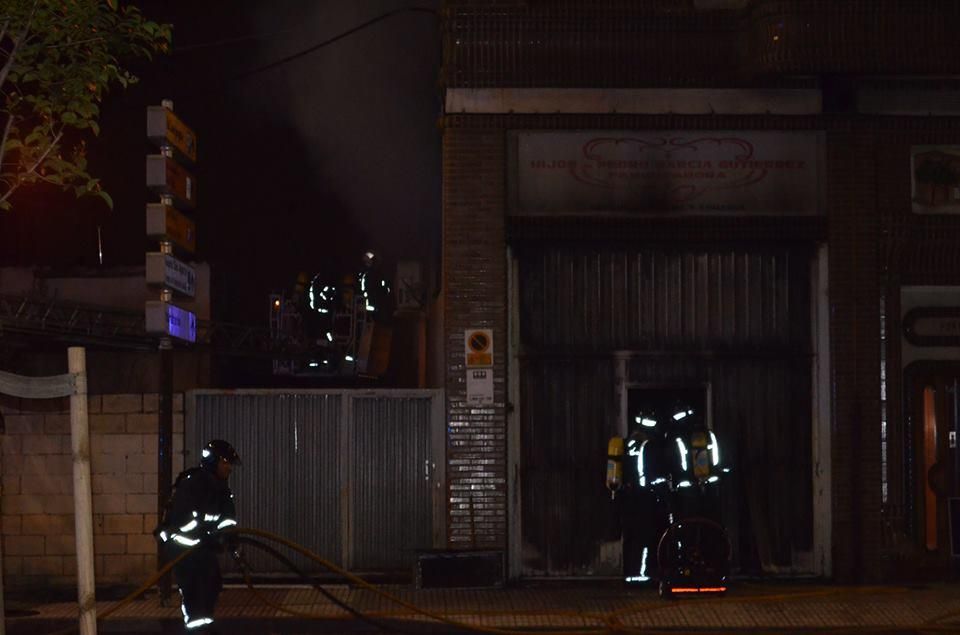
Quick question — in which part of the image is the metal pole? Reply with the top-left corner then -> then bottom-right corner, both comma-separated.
418,312 -> 427,388
953,378 -> 959,494
157,335 -> 174,603
68,347 -> 97,635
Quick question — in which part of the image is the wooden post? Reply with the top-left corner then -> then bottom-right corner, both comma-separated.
68,347 -> 97,635
0,422 -> 5,635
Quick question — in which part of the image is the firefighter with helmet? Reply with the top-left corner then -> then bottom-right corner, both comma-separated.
668,403 -> 725,521
619,408 -> 675,583
156,440 -> 241,634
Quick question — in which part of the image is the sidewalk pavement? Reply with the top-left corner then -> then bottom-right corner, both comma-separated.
7,580 -> 960,633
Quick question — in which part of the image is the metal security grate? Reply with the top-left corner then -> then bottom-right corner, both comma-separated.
186,389 -> 445,576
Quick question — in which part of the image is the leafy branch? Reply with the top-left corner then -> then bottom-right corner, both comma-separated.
0,0 -> 171,210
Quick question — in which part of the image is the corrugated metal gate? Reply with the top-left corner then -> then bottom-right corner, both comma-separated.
186,390 -> 444,575
513,246 -> 814,577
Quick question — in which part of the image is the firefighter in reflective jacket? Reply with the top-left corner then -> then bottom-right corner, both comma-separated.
620,410 -> 674,583
668,407 -> 725,522
157,440 -> 241,633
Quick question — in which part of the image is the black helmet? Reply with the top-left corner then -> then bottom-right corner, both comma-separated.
200,439 -> 241,469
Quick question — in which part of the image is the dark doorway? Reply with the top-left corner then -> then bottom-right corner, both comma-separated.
516,245 -> 814,576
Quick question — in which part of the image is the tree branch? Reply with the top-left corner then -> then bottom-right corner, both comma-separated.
0,112 -> 13,174
0,127 -> 62,206
0,0 -> 40,90
46,36 -> 106,50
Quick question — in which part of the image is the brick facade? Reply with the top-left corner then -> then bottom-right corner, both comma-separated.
0,393 -> 184,588
441,109 -> 960,580
442,128 -> 508,548
826,128 -> 883,580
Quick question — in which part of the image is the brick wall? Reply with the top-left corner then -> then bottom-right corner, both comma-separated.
442,127 -> 508,549
826,128 -> 883,581
0,393 -> 184,589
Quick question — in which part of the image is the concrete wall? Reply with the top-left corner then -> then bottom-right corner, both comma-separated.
0,392 -> 184,589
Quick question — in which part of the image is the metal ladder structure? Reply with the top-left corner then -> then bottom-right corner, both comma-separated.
0,293 -> 298,357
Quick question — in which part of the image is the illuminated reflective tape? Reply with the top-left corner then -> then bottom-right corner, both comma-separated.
624,575 -> 650,582
217,518 -> 237,530
709,431 -> 720,465
179,520 -> 198,532
186,617 -> 214,629
637,440 -> 648,487
172,534 -> 200,547
676,438 -> 688,470
203,514 -> 220,522
671,587 -> 727,593
159,531 -> 168,542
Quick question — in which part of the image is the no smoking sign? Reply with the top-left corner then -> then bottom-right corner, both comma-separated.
464,329 -> 493,368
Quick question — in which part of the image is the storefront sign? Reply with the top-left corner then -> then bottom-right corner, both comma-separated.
903,307 -> 960,347
510,130 -> 822,215
466,368 -> 494,405
911,146 -> 960,214
900,287 -> 960,368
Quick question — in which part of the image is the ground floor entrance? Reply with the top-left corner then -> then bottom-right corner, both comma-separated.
508,244 -> 829,578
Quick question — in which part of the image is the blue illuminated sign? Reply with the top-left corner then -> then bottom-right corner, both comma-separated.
145,301 -> 197,343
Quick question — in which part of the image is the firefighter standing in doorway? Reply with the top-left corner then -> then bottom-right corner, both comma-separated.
610,408 -> 675,583
608,400 -> 727,584
157,440 -> 241,633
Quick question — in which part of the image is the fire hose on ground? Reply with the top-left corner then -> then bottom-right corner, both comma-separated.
33,526 -> 957,635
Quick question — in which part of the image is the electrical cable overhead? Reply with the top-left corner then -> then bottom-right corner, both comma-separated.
175,27 -> 303,52
230,6 -> 438,82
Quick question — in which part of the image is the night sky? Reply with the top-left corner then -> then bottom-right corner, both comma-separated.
0,1 -> 442,327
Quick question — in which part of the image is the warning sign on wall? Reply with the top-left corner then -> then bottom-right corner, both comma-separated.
464,329 -> 493,368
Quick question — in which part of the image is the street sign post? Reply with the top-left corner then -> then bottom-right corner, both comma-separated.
146,204 -> 196,254
145,101 -> 199,604
145,253 -> 196,298
145,301 -> 197,343
146,155 -> 197,210
147,105 -> 198,164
